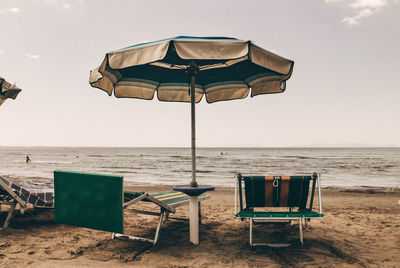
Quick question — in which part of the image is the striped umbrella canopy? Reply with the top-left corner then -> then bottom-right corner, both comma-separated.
90,36 -> 294,185
90,36 -> 294,103
0,76 -> 22,107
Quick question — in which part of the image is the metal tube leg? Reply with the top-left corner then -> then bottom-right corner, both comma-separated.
154,211 -> 165,244
250,218 -> 253,246
299,219 -> 303,244
198,202 -> 202,225
318,174 -> 323,214
234,176 -> 237,215
190,196 -> 199,245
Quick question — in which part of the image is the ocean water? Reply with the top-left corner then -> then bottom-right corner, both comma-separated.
0,147 -> 399,188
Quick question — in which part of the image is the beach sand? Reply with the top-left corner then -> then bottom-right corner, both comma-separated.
1,179 -> 399,267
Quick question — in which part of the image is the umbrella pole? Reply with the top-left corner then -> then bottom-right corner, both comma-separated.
189,64 -> 199,245
190,72 -> 197,188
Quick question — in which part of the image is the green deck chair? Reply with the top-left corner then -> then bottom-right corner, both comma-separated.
54,170 -> 209,245
235,173 -> 323,246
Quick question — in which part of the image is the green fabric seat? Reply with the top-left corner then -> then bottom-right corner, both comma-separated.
124,190 -> 193,206
235,211 -> 323,218
149,191 -> 191,205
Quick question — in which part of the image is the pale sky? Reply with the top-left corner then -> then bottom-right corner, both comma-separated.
0,0 -> 399,147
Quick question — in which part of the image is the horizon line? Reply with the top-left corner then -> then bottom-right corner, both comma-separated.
1,145 -> 399,149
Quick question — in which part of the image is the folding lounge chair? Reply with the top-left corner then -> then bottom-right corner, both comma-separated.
0,177 -> 54,230
114,190 -> 209,243
234,173 -> 323,246
54,170 -> 210,245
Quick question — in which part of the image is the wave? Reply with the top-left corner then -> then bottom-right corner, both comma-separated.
281,156 -> 316,160
170,155 -> 191,159
196,170 -> 214,174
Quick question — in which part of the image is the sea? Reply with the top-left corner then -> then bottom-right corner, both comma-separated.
0,147 -> 399,188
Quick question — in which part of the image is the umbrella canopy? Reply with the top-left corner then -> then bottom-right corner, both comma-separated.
89,36 -> 294,244
0,76 -> 22,107
90,36 -> 293,103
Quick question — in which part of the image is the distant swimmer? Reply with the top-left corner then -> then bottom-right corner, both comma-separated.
26,156 -> 31,163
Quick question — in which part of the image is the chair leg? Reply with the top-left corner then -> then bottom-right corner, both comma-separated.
198,202 -> 202,225
113,210 -> 168,245
299,219 -> 303,244
2,201 -> 17,230
153,210 -> 165,245
249,218 -> 253,246
163,212 -> 170,226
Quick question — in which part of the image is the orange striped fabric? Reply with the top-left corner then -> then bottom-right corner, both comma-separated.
156,193 -> 186,202
280,176 -> 291,206
264,176 -> 274,206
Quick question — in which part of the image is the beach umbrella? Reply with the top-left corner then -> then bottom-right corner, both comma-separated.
0,76 -> 22,107
89,36 -> 294,244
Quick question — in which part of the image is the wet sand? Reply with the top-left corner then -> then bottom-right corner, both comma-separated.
0,179 -> 399,267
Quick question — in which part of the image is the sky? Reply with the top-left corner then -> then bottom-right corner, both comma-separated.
0,0 -> 399,147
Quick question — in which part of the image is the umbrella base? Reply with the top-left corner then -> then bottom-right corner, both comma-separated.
189,196 -> 199,245
173,185 -> 214,196
173,185 -> 214,245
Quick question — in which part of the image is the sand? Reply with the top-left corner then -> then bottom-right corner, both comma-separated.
1,180 -> 399,267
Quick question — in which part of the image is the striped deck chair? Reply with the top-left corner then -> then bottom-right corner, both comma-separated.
54,170 -> 210,245
118,190 -> 210,244
234,173 -> 323,246
0,177 -> 54,230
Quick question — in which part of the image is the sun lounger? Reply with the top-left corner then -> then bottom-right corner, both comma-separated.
0,177 -> 54,230
234,173 -> 323,246
54,170 -> 210,245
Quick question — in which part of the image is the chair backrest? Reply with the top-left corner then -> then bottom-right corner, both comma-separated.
239,175 -> 316,211
54,170 -> 124,233
0,177 -> 26,206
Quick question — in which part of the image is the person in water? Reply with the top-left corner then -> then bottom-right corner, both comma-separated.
26,156 -> 31,163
